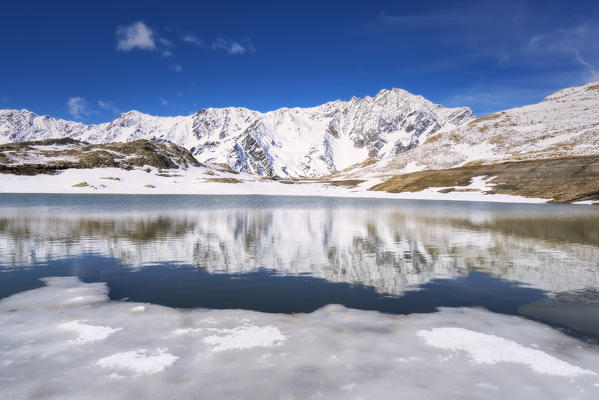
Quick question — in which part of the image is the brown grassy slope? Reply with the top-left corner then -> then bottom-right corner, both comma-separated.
369,156 -> 599,203
0,139 -> 200,175
205,177 -> 242,184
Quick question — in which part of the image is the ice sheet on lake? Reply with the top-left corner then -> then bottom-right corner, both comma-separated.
1,277 -> 599,399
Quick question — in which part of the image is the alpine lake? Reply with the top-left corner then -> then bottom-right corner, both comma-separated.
2,193 -> 599,399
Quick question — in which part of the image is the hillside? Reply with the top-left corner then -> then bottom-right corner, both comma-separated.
327,81 -> 599,203
343,81 -> 599,178
0,138 -> 200,175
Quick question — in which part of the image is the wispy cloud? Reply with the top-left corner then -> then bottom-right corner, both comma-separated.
98,100 -> 120,115
67,97 -> 96,119
169,64 -> 183,72
443,84 -> 547,117
116,21 -> 156,52
526,24 -> 594,56
526,23 -> 599,82
371,3 -> 531,69
212,37 -> 255,55
115,22 -> 256,72
157,37 -> 175,57
376,10 -> 472,28
374,4 -> 599,85
573,49 -> 599,82
160,97 -> 169,106
181,33 -> 204,47
441,68 -> 592,116
115,21 -> 187,72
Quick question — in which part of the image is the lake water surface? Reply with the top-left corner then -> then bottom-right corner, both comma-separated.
3,194 -> 599,399
2,193 -> 599,340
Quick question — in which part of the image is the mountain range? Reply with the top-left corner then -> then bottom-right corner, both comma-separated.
1,81 -> 598,202
0,89 -> 473,177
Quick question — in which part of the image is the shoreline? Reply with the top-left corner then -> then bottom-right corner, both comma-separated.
0,166 -> 550,204
1,166 -> 596,205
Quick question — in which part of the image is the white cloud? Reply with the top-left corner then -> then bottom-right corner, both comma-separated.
181,33 -> 204,47
526,23 -> 599,83
160,97 -> 169,106
67,97 -> 95,119
526,24 -> 599,60
158,37 -> 172,47
169,64 -> 183,72
98,100 -> 120,115
158,37 -> 175,57
116,22 -> 156,52
573,49 -> 599,82
212,37 -> 255,55
229,42 -> 246,55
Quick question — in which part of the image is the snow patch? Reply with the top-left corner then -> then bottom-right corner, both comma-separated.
58,320 -> 122,344
417,327 -> 596,377
203,325 -> 286,352
573,200 -> 599,205
96,348 -> 178,375
398,161 -> 424,174
169,328 -> 203,336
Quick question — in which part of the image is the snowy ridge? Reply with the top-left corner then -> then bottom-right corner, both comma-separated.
0,89 -> 473,177
340,81 -> 599,178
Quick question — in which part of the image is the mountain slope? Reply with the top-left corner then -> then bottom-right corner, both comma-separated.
350,81 -> 599,177
0,138 -> 200,175
333,81 -> 599,202
0,89 -> 473,177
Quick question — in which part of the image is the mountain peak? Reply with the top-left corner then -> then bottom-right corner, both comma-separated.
1,108 -> 37,116
118,110 -> 147,118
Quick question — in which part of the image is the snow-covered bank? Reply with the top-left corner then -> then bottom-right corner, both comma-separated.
0,167 -> 549,204
1,277 -> 599,399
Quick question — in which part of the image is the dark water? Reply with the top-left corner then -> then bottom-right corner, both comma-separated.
1,193 -> 599,340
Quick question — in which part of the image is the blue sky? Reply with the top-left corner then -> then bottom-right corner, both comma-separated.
1,0 -> 598,122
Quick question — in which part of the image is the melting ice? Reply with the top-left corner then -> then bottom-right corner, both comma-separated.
1,277 -> 599,399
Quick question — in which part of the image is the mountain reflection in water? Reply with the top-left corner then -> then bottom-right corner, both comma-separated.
1,194 -> 598,298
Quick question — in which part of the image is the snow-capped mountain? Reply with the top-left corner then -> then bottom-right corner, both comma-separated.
0,89 -> 473,177
343,81 -> 599,178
